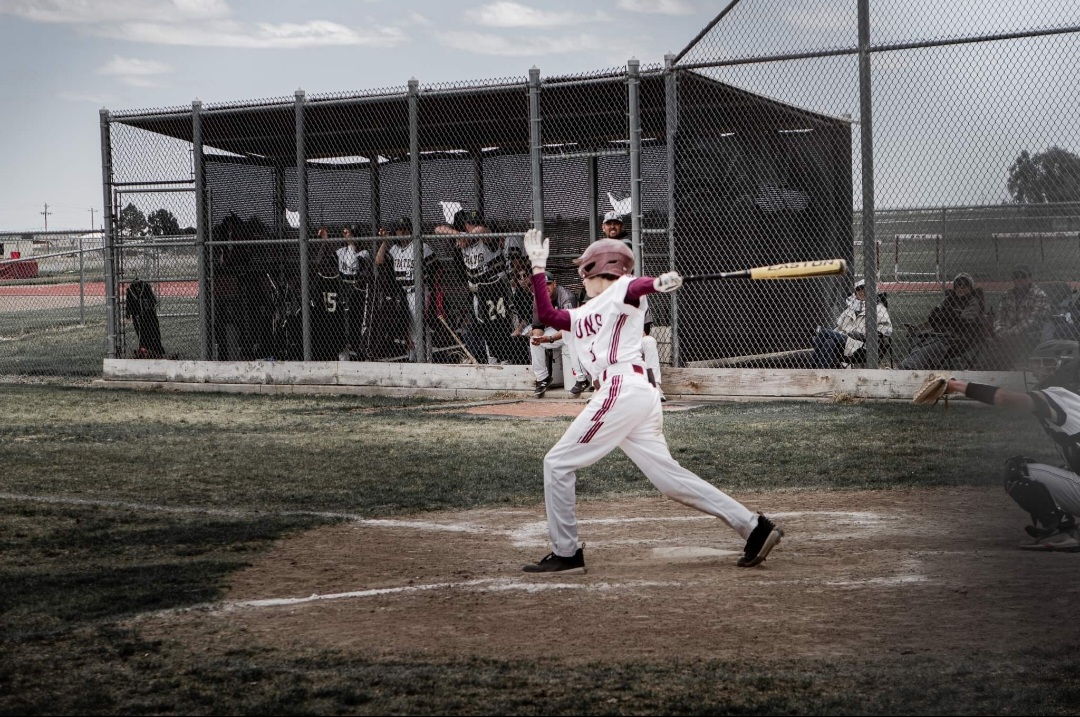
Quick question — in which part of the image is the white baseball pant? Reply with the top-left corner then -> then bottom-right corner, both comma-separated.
531,327 -> 586,383
1026,463 -> 1080,517
542,367 -> 756,557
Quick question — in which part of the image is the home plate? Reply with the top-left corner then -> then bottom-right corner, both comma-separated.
652,547 -> 740,560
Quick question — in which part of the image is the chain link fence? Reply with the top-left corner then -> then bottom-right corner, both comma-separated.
0,230 -> 107,375
3,3 -> 1078,380
673,0 -> 1080,372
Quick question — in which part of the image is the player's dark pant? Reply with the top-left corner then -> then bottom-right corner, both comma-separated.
1005,456 -> 1080,526
339,278 -> 367,358
311,274 -> 346,361
367,279 -> 411,360
471,282 -> 515,363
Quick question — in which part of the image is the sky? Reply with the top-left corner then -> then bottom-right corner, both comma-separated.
0,0 -> 711,232
0,0 -> 1076,231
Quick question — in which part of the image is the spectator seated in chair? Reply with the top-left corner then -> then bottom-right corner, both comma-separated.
986,265 -> 1051,370
898,272 -> 993,370
810,279 -> 893,369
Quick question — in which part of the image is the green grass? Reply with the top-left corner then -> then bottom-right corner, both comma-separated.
0,385 -> 1045,510
0,385 -> 1063,714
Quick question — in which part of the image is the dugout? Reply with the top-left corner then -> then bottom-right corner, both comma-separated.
102,66 -> 851,366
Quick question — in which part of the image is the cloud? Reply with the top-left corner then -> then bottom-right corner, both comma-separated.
783,1 -> 851,32
57,90 -> 117,105
408,11 -> 432,27
0,0 -> 406,49
0,0 -> 229,24
441,31 -> 598,56
616,0 -> 694,15
96,55 -> 172,87
94,19 -> 405,48
464,1 -> 607,28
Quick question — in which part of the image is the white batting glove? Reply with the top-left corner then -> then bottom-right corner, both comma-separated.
523,228 -> 549,270
653,271 -> 683,293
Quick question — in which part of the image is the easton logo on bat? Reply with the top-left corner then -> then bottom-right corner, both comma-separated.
751,259 -> 846,278
764,260 -> 834,271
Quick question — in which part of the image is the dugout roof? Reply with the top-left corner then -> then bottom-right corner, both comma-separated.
112,72 -> 851,160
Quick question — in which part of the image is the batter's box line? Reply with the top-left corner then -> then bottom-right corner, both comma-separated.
138,578 -> 685,618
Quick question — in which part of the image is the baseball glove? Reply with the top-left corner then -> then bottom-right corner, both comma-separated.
913,373 -> 953,408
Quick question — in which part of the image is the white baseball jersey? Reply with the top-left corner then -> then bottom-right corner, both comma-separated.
566,275 -> 649,379
460,240 -> 504,286
388,241 -> 433,288
336,245 -> 369,276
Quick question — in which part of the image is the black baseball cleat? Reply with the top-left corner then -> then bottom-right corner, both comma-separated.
522,548 -> 586,574
533,377 -> 553,398
569,379 -> 591,397
738,514 -> 783,567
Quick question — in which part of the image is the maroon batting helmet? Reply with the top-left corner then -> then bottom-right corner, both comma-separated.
576,239 -> 634,279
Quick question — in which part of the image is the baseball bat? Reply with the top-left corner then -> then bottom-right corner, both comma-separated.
682,259 -> 847,283
436,313 -> 479,365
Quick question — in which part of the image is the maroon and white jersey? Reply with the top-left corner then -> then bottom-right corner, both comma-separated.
566,275 -> 648,378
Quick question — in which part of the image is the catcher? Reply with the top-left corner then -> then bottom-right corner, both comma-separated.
914,340 -> 1080,551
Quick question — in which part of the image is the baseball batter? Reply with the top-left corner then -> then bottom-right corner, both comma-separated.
521,230 -> 783,574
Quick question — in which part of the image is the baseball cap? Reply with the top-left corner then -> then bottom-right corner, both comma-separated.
603,211 -> 623,224
854,279 -> 866,290
1012,265 -> 1032,279
953,272 -> 974,288
544,271 -> 555,283
395,217 -> 412,233
461,210 -> 484,226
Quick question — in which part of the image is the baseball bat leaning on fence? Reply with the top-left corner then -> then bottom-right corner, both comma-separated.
682,259 -> 847,283
436,313 -> 479,365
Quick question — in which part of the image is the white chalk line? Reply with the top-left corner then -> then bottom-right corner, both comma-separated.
147,577 -> 683,617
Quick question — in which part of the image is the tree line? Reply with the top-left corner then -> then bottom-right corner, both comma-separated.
118,205 -> 195,238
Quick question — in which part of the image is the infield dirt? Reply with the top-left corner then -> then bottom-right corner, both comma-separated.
135,486 -> 1080,664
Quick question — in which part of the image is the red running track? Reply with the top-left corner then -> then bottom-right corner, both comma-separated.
0,281 -> 199,297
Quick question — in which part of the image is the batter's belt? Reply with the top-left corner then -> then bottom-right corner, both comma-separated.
593,363 -> 646,390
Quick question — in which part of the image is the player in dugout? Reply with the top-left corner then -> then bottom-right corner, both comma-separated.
519,229 -> 784,574
918,340 -> 1080,551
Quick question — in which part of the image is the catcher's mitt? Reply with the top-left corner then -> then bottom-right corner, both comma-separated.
913,373 -> 954,408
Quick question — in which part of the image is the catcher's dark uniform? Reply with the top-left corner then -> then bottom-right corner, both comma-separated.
1016,387 -> 1080,519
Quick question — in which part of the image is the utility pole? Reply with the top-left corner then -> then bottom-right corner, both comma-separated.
41,203 -> 51,231
89,207 -> 96,231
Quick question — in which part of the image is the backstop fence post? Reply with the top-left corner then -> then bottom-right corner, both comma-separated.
627,58 -> 643,275
528,67 -> 544,237
99,108 -> 119,360
295,88 -> 312,362
409,78 -> 426,362
192,99 -> 209,360
858,0 -> 879,368
664,53 -> 681,368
